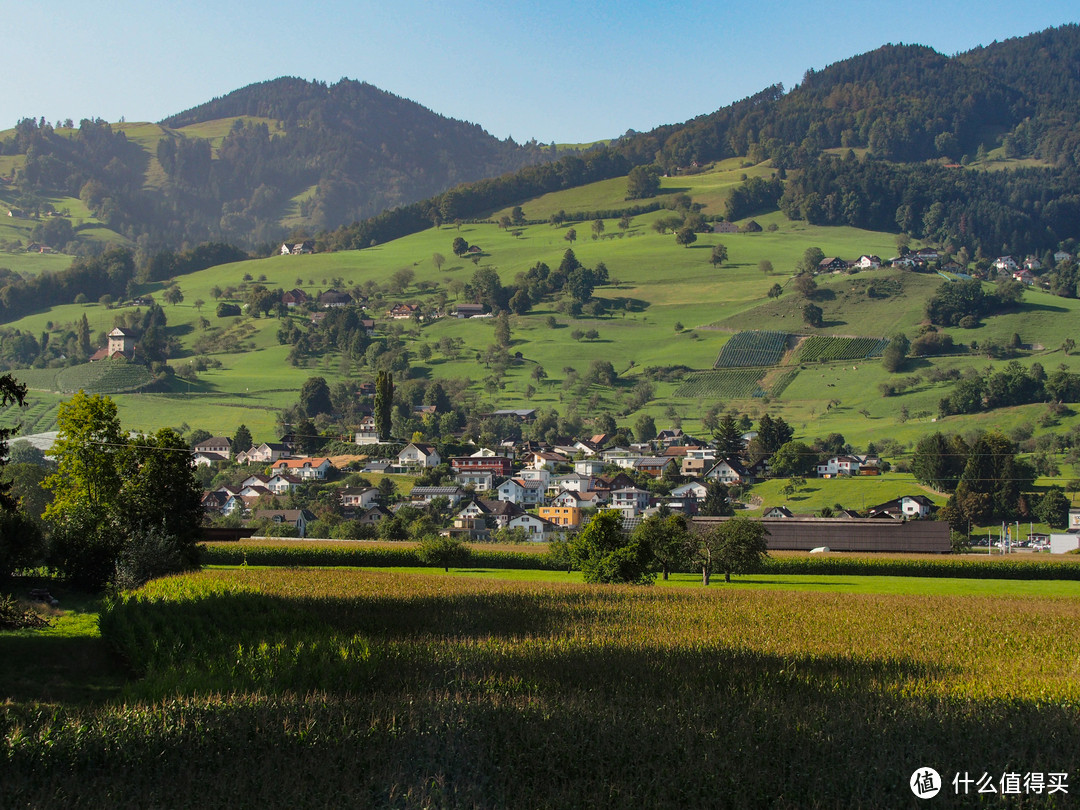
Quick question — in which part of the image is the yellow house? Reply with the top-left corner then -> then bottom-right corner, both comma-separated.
538,505 -> 582,528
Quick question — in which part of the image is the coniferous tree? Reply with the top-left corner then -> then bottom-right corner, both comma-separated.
713,413 -> 745,460
374,370 -> 394,442
233,424 -> 253,454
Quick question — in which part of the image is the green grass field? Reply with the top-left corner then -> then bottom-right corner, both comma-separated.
3,160 -> 1080,489
4,567 -> 1080,807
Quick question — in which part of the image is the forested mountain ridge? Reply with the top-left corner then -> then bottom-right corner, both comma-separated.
0,78 -> 551,251
158,77 -> 549,227
325,25 -> 1080,260
647,25 -> 1080,171
2,25 -> 1079,261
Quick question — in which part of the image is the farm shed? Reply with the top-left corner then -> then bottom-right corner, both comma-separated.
691,517 -> 951,553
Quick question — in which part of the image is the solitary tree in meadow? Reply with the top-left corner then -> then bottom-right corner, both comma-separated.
710,243 -> 728,266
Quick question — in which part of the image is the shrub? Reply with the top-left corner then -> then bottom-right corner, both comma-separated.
114,527 -> 188,590
417,536 -> 470,571
216,303 -> 242,317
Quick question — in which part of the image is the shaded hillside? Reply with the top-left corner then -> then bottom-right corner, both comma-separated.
158,78 -> 550,232
0,78 -> 552,250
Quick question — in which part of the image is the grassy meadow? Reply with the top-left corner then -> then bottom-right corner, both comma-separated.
3,159 -> 1080,482
4,566 -> 1080,807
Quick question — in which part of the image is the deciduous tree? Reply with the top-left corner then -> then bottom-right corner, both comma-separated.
634,512 -> 690,580
693,517 -> 769,585
710,243 -> 729,266
570,510 -> 653,584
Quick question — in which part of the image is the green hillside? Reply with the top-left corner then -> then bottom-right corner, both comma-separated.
4,158 -> 1080,463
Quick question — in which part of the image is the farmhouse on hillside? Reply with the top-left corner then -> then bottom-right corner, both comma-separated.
89,328 -> 136,361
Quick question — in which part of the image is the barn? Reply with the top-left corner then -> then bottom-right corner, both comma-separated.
691,517 -> 951,553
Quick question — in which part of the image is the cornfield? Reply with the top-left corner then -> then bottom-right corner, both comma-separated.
4,567 -> 1080,808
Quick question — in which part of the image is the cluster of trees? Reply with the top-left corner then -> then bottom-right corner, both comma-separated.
512,250 -> 609,316
0,389 -> 203,588
780,152 -> 1080,259
278,305 -> 374,367
724,176 -> 784,221
567,510 -> 768,586
925,279 -> 1024,327
0,246 -> 136,324
911,430 -> 1065,529
938,361 -> 1080,416
141,243 -> 248,283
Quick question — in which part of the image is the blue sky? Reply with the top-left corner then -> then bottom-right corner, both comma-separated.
6,1 -> 1077,143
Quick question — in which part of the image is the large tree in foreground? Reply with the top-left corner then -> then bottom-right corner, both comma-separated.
44,392 -> 203,588
571,510 -> 654,585
0,373 -> 43,582
634,512 -> 690,581
692,517 -> 769,585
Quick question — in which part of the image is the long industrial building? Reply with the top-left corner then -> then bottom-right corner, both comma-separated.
691,517 -> 951,553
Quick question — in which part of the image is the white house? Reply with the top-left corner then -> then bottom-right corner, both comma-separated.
704,458 -> 754,485
454,499 -> 524,529
253,509 -> 315,537
410,486 -> 466,507
507,513 -> 557,540
238,442 -> 291,465
816,455 -> 863,477
993,256 -> 1018,272
867,495 -> 935,519
554,473 -> 596,493
519,468 -> 551,487
265,474 -> 300,495
340,487 -> 380,509
670,481 -> 708,502
398,443 -> 441,469
454,470 -> 495,491
272,457 -> 334,480
497,478 -> 546,507
193,436 -> 232,460
193,451 -> 230,467
574,459 -> 606,476
854,255 -> 882,269
610,487 -> 652,516
550,490 -> 591,509
354,416 -> 380,446
527,451 -> 567,472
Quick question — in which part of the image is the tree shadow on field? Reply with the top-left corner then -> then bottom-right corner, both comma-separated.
734,579 -> 855,587
24,587 -> 1080,808
1017,300 -> 1069,315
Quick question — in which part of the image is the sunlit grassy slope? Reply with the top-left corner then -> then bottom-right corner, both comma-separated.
4,160 -> 1080,458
